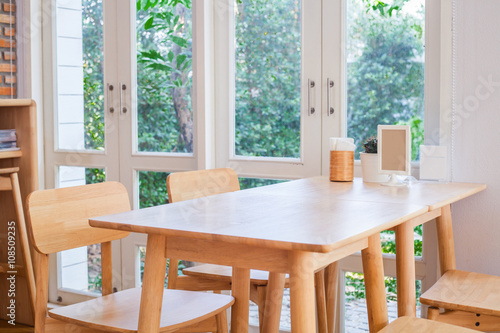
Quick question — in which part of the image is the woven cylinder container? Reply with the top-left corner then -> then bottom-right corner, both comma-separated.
330,151 -> 354,182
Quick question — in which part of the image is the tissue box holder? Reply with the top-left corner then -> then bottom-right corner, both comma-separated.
330,151 -> 354,182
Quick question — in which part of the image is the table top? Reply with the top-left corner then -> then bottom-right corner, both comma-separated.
259,177 -> 486,211
90,177 -> 485,253
91,178 -> 430,253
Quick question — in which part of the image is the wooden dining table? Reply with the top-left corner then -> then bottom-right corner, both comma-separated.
89,177 -> 485,333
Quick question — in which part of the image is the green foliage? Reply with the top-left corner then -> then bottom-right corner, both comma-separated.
347,0 -> 425,158
362,0 -> 410,17
234,0 -> 301,158
136,0 -> 193,153
345,272 -> 422,303
239,178 -> 287,190
362,137 -> 378,154
82,0 -> 105,151
138,171 -> 170,208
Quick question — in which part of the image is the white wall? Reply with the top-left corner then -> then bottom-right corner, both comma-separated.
452,0 -> 500,275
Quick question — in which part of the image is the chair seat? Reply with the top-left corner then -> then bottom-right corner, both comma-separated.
420,270 -> 500,316
49,288 -> 234,333
379,317 -> 478,332
183,264 -> 289,286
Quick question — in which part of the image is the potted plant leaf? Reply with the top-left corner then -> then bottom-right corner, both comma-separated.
360,137 -> 387,183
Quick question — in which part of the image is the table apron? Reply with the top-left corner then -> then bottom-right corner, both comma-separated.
165,236 -> 369,273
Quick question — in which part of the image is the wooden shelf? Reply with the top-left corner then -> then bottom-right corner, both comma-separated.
0,150 -> 22,159
0,99 -> 37,326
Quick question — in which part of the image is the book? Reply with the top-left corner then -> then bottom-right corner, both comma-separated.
0,129 -> 17,142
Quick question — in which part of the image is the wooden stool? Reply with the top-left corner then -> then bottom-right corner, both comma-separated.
0,167 -> 36,320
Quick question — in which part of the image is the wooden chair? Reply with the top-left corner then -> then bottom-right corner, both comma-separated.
419,206 -> 500,331
420,270 -> 500,331
379,317 -> 478,332
166,168 -> 334,332
26,181 -> 234,333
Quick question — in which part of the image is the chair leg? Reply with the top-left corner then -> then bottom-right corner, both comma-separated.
325,262 -> 339,333
315,270 -> 328,333
257,286 -> 267,333
427,307 -> 440,320
11,171 -> 36,317
216,309 -> 229,333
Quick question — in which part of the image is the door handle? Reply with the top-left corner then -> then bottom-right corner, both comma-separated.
120,83 -> 127,114
107,83 -> 115,113
308,79 -> 315,116
327,78 -> 334,116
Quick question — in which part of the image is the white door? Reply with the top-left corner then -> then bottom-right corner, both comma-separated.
43,0 -> 203,301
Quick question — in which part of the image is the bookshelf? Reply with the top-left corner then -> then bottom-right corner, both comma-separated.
0,99 -> 37,326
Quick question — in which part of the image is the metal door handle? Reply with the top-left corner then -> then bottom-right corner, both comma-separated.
308,79 -> 315,116
120,83 -> 127,114
327,78 -> 334,116
107,84 -> 114,113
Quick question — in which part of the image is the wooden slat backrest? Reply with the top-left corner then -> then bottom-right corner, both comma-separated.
26,182 -> 131,254
166,168 -> 240,203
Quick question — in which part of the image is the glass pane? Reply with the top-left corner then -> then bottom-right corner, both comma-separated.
345,272 -> 422,331
57,166 -> 105,293
56,0 -> 105,150
346,0 -> 425,160
138,171 -> 170,208
234,0 -> 301,158
136,2 -> 193,153
239,177 -> 288,190
381,224 -> 422,257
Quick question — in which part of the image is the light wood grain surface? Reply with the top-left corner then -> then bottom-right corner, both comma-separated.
27,182 -> 130,254
257,177 -> 486,211
379,317 -> 478,332
49,288 -> 234,332
420,270 -> 500,316
91,188 -> 428,253
89,176 -> 486,332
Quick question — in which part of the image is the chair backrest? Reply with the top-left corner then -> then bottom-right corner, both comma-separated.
166,168 -> 240,203
26,181 -> 131,255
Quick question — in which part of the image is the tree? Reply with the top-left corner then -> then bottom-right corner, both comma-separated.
137,0 -> 193,153
346,0 -> 425,157
234,0 -> 302,158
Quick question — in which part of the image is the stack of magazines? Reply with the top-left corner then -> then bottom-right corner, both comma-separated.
0,129 -> 19,151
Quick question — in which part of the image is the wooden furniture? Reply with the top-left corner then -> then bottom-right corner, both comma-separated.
91,179 -> 431,333
90,177 -> 485,332
0,99 -> 38,326
26,182 -> 234,333
379,317 -> 478,332
280,177 -> 485,323
420,255 -> 500,329
167,168 -> 330,332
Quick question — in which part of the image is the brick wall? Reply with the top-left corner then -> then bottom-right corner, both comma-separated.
0,0 -> 15,98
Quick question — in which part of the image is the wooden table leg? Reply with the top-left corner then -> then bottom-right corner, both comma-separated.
231,267 -> 250,333
138,234 -> 167,333
261,272 -> 286,332
325,262 -> 339,333
436,205 -> 456,275
362,234 -> 389,333
290,251 -> 316,333
315,270 -> 328,333
395,221 -> 416,317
